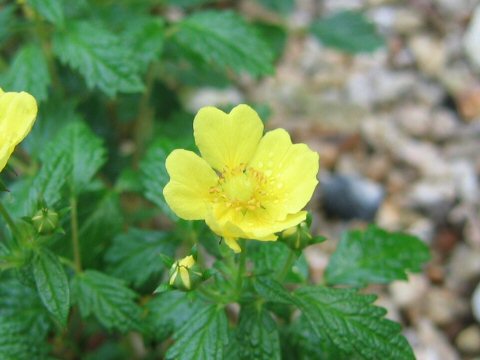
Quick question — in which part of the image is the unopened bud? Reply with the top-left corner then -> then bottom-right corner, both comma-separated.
32,208 -> 59,235
168,255 -> 202,291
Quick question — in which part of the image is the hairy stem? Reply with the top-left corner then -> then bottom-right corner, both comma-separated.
277,250 -> 297,282
235,241 -> 247,299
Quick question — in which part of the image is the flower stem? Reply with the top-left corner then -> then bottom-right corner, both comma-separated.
235,241 -> 247,299
277,250 -> 297,282
70,196 -> 82,272
0,201 -> 19,239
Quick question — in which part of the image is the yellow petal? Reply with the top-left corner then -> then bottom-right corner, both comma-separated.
193,104 -> 263,171
169,268 -> 178,286
0,91 -> 38,146
250,129 -> 319,215
179,255 -> 195,268
224,237 -> 241,253
164,149 -> 218,220
179,267 -> 191,289
240,210 -> 307,239
0,142 -> 14,172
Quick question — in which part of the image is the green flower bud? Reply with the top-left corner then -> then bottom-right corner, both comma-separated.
32,208 -> 59,235
280,214 -> 326,251
168,255 -> 203,291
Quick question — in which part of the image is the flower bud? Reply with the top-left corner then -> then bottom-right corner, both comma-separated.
168,255 -> 202,291
32,208 -> 59,235
280,215 -> 325,251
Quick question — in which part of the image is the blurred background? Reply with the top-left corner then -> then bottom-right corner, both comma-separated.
2,0 -> 480,358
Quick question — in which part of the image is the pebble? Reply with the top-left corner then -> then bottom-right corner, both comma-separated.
426,288 -> 469,326
413,319 -> 460,360
446,245 -> 480,290
409,35 -> 447,77
455,325 -> 480,354
473,282 -> 480,322
389,275 -> 429,308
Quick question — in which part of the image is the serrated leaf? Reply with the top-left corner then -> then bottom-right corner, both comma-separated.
140,138 -> 180,220
123,17 -> 164,72
27,0 -> 64,26
294,286 -> 415,360
71,270 -> 143,333
253,276 -> 295,305
0,276 -> 50,359
325,226 -> 430,287
33,248 -> 70,326
171,10 -> 274,76
1,43 -> 50,102
310,11 -> 384,54
166,305 -> 229,360
146,290 -> 205,341
105,228 -> 176,287
236,304 -> 281,360
53,21 -> 144,97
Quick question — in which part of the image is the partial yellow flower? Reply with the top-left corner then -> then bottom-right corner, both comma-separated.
169,255 -> 196,290
0,88 -> 38,172
163,104 -> 319,253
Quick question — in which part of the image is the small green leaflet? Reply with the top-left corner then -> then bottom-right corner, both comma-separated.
33,248 -> 70,327
27,0 -> 65,26
146,290 -> 206,341
310,11 -> 384,54
325,226 -> 430,287
171,10 -> 274,76
105,228 -> 176,288
294,286 -> 415,360
166,305 -> 229,360
1,43 -> 50,102
53,21 -> 144,97
71,270 -> 143,333
236,304 -> 281,360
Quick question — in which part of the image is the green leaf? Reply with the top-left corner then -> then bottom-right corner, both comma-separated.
42,121 -> 106,196
166,304 -> 229,360
33,248 -> 70,326
236,304 -> 281,360
325,226 -> 431,287
146,290 -> 205,341
171,10 -> 274,76
0,5 -> 17,46
310,11 -> 384,54
53,21 -> 144,97
27,0 -> 64,26
140,138 -> 180,220
71,270 -> 143,333
294,286 -> 415,359
253,276 -> 295,305
1,43 -> 50,102
0,276 -> 50,359
123,17 -> 164,72
105,228 -> 176,288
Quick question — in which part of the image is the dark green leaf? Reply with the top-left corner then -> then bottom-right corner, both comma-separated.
236,304 -> 281,360
146,290 -> 205,341
325,226 -> 431,287
140,137 -> 180,220
310,11 -> 384,54
253,276 -> 295,305
0,5 -> 17,46
294,286 -> 415,359
171,10 -> 274,76
1,44 -> 50,102
0,276 -> 50,359
33,248 -> 70,326
71,270 -> 143,333
105,228 -> 176,287
27,0 -> 64,26
166,304 -> 229,360
53,21 -> 144,97
123,17 -> 164,72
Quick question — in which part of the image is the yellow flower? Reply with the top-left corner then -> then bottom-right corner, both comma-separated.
0,88 -> 38,172
169,255 -> 196,290
163,104 -> 319,252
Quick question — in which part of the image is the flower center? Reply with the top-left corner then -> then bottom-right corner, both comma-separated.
210,164 -> 267,212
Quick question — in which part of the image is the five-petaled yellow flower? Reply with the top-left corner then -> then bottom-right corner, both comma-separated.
163,105 -> 319,252
169,255 -> 196,290
0,88 -> 38,172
